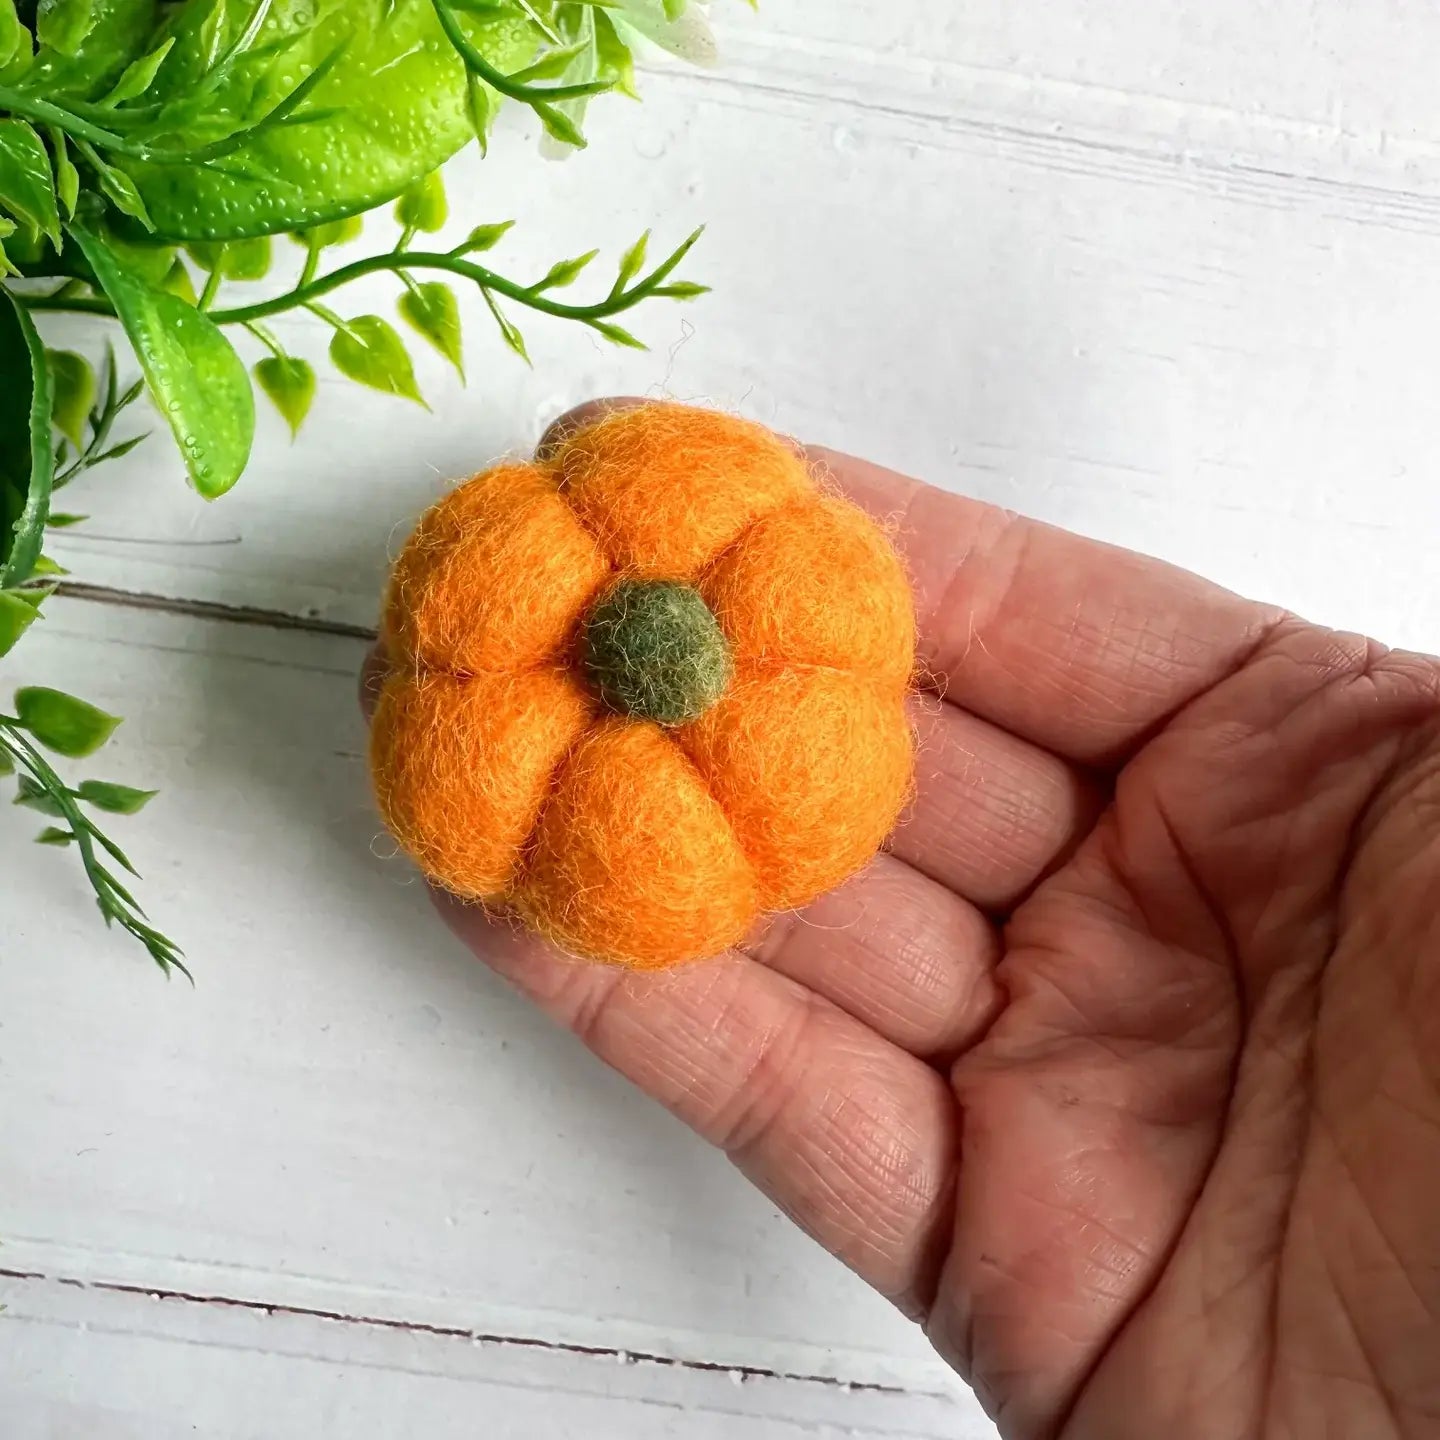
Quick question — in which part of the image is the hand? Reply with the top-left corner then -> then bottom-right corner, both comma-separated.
364,405 -> 1440,1440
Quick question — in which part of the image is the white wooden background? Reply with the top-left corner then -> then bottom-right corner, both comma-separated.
5,3 -> 1440,1435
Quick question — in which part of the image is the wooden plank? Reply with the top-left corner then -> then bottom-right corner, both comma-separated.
33,1 -> 1440,653
713,1 -> 1440,189
0,597 -> 978,1408
1,1273 -> 981,1438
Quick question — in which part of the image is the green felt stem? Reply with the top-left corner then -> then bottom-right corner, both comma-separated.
582,580 -> 733,728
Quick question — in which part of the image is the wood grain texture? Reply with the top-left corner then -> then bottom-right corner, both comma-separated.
5,2 -> 1440,1434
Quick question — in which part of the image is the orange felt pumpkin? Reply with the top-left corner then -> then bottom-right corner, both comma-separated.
371,403 -> 916,969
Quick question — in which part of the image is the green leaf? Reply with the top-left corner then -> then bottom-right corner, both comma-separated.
47,512 -> 87,527
653,280 -> 709,300
71,224 -> 255,499
31,553 -> 68,576
462,220 -> 513,252
395,171 -> 447,234
86,150 -> 154,230
37,826 -> 75,846
96,224 -> 175,288
253,355 -> 316,438
0,120 -> 61,248
533,99 -> 586,150
97,33 -> 174,104
23,0 -> 153,96
186,236 -> 272,280
592,319 -> 646,349
329,316 -> 425,406
534,250 -> 599,292
484,292 -> 529,364
15,772 -> 66,817
77,779 -> 158,814
36,0 -> 96,56
292,215 -> 364,250
614,231 -> 649,291
593,9 -> 638,100
0,588 -> 40,656
0,0 -> 30,70
0,291 -> 55,589
92,826 -> 138,876
47,127 -> 79,219
0,744 -> 12,776
46,351 -> 95,448
160,257 -> 197,303
92,434 -> 147,464
228,238 -> 273,283
465,72 -> 498,154
195,0 -> 228,68
398,282 -> 464,380
122,1 -> 537,240
7,580 -> 49,608
14,686 -> 122,758
510,39 -> 592,83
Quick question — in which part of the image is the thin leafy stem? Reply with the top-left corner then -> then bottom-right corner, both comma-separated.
19,232 -> 708,341
171,46 -> 348,165
431,0 -> 612,104
198,264 -> 224,312
213,229 -> 706,325
298,238 -> 322,289
52,352 -> 148,487
0,88 -> 143,157
243,321 -> 287,360
0,725 -> 188,978
303,299 -> 358,340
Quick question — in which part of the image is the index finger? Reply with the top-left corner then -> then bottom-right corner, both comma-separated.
807,447 -> 1285,768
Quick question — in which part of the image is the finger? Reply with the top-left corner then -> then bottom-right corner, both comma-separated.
536,396 -> 648,459
433,892 -> 959,1318
896,696 -> 1106,911
811,447 -> 1287,768
359,642 -> 387,719
743,851 -> 1002,1059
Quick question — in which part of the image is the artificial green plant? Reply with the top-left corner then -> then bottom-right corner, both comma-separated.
0,0 -> 733,974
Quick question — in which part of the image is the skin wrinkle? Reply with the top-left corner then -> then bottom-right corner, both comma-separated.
1314,1239 -> 1410,1439
1312,1109 -> 1440,1329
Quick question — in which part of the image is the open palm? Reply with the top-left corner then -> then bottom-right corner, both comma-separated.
369,408 -> 1440,1439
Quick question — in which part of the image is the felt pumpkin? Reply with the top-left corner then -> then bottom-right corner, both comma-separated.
371,403 -> 916,969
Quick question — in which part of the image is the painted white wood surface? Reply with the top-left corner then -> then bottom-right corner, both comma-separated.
5,2 -> 1440,1435
1,1273 -> 971,1438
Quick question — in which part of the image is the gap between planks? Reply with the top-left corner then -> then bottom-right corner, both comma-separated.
0,1266 -> 925,1399
54,580 -> 378,643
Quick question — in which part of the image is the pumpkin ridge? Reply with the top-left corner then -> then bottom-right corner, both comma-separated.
504,705 -> 606,903
544,404 -> 813,578
678,664 -> 915,912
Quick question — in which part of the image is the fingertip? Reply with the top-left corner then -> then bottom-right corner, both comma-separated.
359,643 -> 388,722
536,396 -> 649,461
